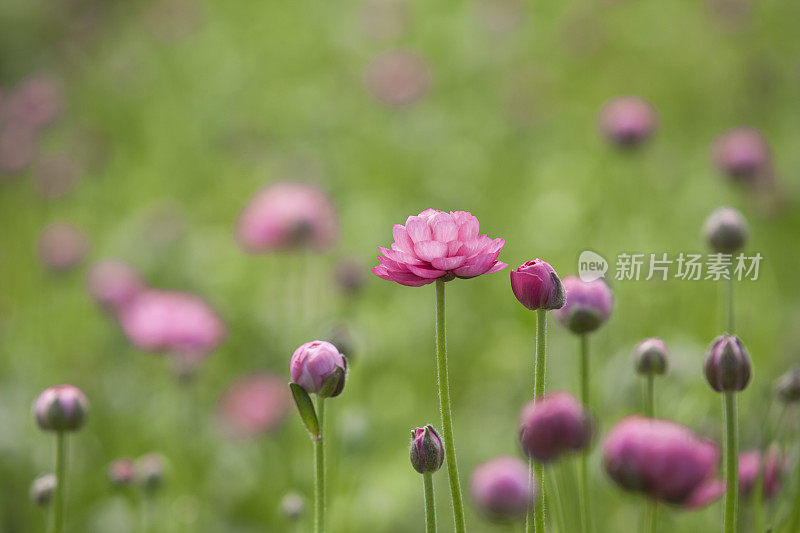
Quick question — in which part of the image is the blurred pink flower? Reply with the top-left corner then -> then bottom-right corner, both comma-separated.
373,209 -> 506,287
217,373 -> 291,438
470,455 -> 534,521
365,50 -> 430,106
518,391 -> 593,463
37,222 -> 89,272
598,96 -> 658,147
0,122 -> 38,175
2,75 -> 64,130
711,127 -> 772,188
738,447 -> 785,499
86,259 -> 146,314
32,152 -> 82,199
553,275 -> 614,334
236,182 -> 339,253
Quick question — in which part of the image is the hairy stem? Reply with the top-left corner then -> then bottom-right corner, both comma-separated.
723,393 -> 739,533
314,397 -> 326,533
527,309 -> 547,533
423,472 -> 437,533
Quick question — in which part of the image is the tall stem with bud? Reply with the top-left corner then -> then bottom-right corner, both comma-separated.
52,431 -> 66,533
527,309 -> 547,533
314,397 -> 326,533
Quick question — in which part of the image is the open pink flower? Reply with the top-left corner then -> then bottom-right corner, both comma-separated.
372,209 -> 506,287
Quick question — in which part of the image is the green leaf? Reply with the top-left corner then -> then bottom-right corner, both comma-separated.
289,383 -> 320,440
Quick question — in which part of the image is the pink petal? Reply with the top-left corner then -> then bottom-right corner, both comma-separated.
479,237 -> 505,255
377,255 -> 411,273
406,216 -> 432,243
484,261 -> 508,274
413,240 -> 448,262
454,212 -> 479,240
392,224 -> 414,253
457,235 -> 492,257
418,208 -> 439,220
431,256 -> 467,270
379,246 -> 423,266
683,479 -> 726,509
452,253 -> 498,277
386,270 -> 436,287
407,264 -> 447,279
430,213 -> 459,242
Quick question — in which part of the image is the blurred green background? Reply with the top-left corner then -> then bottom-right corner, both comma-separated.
1,0 -> 800,530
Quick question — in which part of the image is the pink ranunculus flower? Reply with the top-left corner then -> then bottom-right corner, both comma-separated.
290,340 -> 347,397
217,373 -> 291,439
603,416 -> 726,509
236,181 -> 339,253
118,289 -> 227,358
372,209 -> 507,287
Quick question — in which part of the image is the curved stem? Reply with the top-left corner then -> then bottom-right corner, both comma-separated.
314,397 -> 326,533
434,279 -> 466,533
723,393 -> 739,533
527,309 -> 547,533
579,334 -> 590,533
52,431 -> 66,533
423,472 -> 436,533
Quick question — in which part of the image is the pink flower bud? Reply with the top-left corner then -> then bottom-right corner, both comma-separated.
364,50 -> 430,106
703,206 -> 748,254
136,454 -> 165,492
738,447 -> 785,500
409,424 -> 444,474
37,222 -> 89,272
704,334 -> 752,393
33,384 -> 89,432
553,276 -> 613,333
509,259 -> 565,311
281,492 -> 305,520
711,127 -> 772,187
518,391 -> 593,463
633,337 -> 669,376
30,474 -> 57,506
86,259 -> 146,314
470,456 -> 535,521
217,373 -> 291,439
603,416 -> 726,508
775,366 -> 800,403
598,96 -> 658,147
236,182 -> 339,253
290,341 -> 347,397
108,458 -> 136,487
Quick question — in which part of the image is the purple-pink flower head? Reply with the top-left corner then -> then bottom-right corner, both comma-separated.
373,209 -> 507,287
409,424 -> 444,474
738,447 -> 785,500
34,384 -> 89,432
86,259 -> 146,314
217,373 -> 291,439
509,259 -> 565,311
633,337 -> 669,376
703,334 -> 751,393
518,391 -> 593,463
598,96 -> 658,147
603,416 -> 726,509
365,50 -> 430,106
37,222 -> 89,272
118,290 -> 227,359
236,182 -> 339,253
290,341 -> 347,397
703,206 -> 748,254
470,455 -> 535,522
108,458 -> 136,487
712,127 -> 772,187
553,275 -> 613,334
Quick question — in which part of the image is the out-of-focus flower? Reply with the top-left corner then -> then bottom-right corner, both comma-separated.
358,0 -> 410,41
704,334 -> 751,393
409,425 -> 444,474
2,75 -> 64,130
108,458 -> 136,487
32,152 -> 81,199
775,366 -> 800,403
30,474 -> 58,506
510,259 -> 565,311
281,492 -> 305,520
34,384 -> 89,432
217,373 -> 291,438
236,182 -> 339,253
598,97 -> 658,147
373,209 -> 506,287
0,122 -> 37,175
711,127 -> 772,188
633,337 -> 669,376
335,257 -> 367,295
738,447 -> 784,499
86,259 -> 146,314
553,276 -> 613,334
289,341 -> 347,397
365,50 -> 430,106
326,324 -> 356,363
118,290 -> 226,359
136,454 -> 165,492
475,0 -> 524,35
518,391 -> 593,463
603,416 -> 726,508
37,222 -> 89,272
470,456 -> 534,521
703,206 -> 749,254
144,0 -> 204,43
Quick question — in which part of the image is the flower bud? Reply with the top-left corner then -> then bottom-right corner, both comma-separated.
703,334 -> 752,393
553,276 -> 613,334
774,366 -> 800,404
470,456 -> 535,521
136,454 -> 165,492
510,259 -> 565,311
29,474 -> 57,506
107,458 -> 136,487
633,337 -> 669,376
280,492 -> 305,521
289,341 -> 347,397
703,207 -> 748,254
409,425 -> 444,474
33,384 -> 89,432
518,391 -> 593,463
711,127 -> 772,187
597,96 -> 658,147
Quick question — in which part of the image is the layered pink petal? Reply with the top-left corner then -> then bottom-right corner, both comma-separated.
406,216 -> 432,242
431,256 -> 467,270
392,224 -> 415,253
414,240 -> 448,262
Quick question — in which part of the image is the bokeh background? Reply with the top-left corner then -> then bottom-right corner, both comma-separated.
1,0 -> 800,530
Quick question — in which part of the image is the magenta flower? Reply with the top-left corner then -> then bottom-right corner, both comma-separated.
37,222 -> 89,272
711,127 -> 772,187
704,334 -> 751,393
510,259 -> 565,311
373,209 -> 506,287
598,96 -> 658,147
118,289 -> 227,358
738,447 -> 785,499
217,373 -> 291,439
470,456 -> 535,521
518,391 -> 593,463
290,340 -> 347,397
34,385 -> 89,432
603,416 -> 726,509
236,181 -> 339,253
86,259 -> 146,314
553,275 -> 613,334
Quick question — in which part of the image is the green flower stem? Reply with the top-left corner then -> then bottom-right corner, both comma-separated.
52,431 -> 66,533
434,279 -> 466,533
423,472 -> 436,533
723,392 -> 739,533
314,397 -> 326,533
579,334 -> 590,533
548,467 -> 567,533
726,272 -> 734,333
644,374 -> 657,533
527,309 -> 547,533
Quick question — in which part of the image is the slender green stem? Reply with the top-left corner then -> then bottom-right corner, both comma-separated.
548,467 -> 567,533
52,431 -> 66,533
314,397 -> 326,533
423,472 -> 436,533
726,271 -> 734,333
643,375 -> 657,533
723,393 -> 739,533
578,334 -> 590,533
140,492 -> 152,533
434,279 -> 466,533
527,309 -> 547,533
